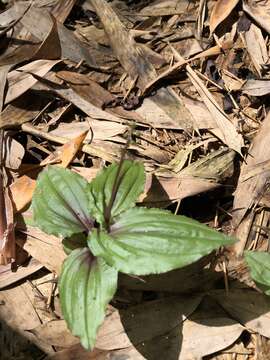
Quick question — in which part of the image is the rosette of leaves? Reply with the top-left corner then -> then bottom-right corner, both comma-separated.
32,160 -> 234,350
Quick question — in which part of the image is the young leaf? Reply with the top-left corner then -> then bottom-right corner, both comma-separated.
87,160 -> 145,226
88,207 -> 234,275
32,166 -> 93,237
59,248 -> 118,349
245,251 -> 270,295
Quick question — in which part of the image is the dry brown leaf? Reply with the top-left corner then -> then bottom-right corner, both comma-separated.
15,3 -> 113,69
55,130 -> 88,168
221,70 -> 244,92
242,79 -> 270,96
90,0 -> 195,131
0,282 -> 53,354
56,70 -> 143,124
41,130 -> 88,168
243,0 -> 270,34
245,24 -> 268,76
210,0 -> 240,34
51,0 -> 76,24
16,225 -> 66,274
0,90 -> 50,129
30,320 -> 79,348
3,135 -> 25,170
186,65 -> 243,153
5,59 -> 61,105
213,289 -> 270,339
0,258 -> 42,289
0,65 -> 11,111
39,73 -> 124,124
180,299 -> 244,359
233,112 -> 270,228
51,120 -> 127,142
45,347 -> 108,360
96,295 -> 202,350
10,175 -> 36,213
139,0 -> 196,17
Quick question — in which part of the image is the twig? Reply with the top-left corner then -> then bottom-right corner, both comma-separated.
21,123 -> 118,163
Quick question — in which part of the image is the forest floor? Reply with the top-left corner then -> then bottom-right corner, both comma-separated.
1,0 -> 270,359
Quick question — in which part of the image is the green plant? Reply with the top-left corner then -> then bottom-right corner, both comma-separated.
32,160 -> 234,349
245,251 -> 270,295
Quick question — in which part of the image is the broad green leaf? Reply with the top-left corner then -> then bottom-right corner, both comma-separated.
87,160 -> 145,226
245,251 -> 270,295
59,248 -> 118,349
88,207 -> 234,275
62,233 -> 87,255
32,166 -> 93,237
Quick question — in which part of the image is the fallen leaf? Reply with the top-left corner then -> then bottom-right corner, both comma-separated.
10,175 -> 36,213
180,297 -> 244,358
3,135 -> 25,170
210,0 -> 240,34
0,90 -> 51,129
0,258 -> 42,289
45,347 -> 108,360
50,120 -> 127,141
186,64 -> 243,153
212,289 -> 270,339
242,79 -> 270,96
41,130 -> 88,168
5,59 -> 61,105
233,111 -> 270,228
0,282 -> 52,353
243,0 -> 270,34
139,0 -> 196,17
16,225 -> 66,274
244,24 -> 268,76
96,295 -> 202,350
56,70 -> 142,124
30,320 -> 79,348
90,0 -> 195,131
0,65 -> 11,111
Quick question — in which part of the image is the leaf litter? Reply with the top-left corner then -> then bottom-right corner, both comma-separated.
1,0 -> 270,358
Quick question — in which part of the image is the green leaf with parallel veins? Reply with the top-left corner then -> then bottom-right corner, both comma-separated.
245,251 -> 270,296
32,166 -> 93,237
87,160 -> 145,226
88,207 -> 234,275
59,248 -> 118,349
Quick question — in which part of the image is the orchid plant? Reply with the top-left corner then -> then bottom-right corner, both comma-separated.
32,160 -> 233,349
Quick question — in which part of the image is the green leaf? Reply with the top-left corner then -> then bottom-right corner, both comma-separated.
245,251 -> 270,295
32,166 -> 93,237
88,207 -> 234,275
87,160 -> 145,226
59,248 -> 118,349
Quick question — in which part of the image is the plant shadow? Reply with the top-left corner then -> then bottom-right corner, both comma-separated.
117,274 -> 270,359
0,317 -> 46,360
